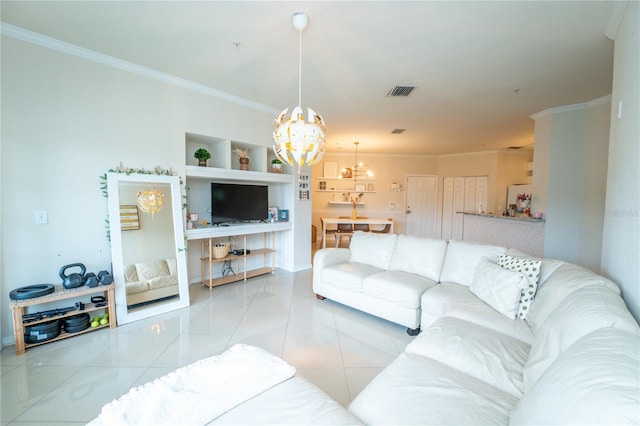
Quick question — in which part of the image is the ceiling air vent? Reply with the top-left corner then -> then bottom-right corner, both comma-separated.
391,129 -> 406,134
387,86 -> 416,97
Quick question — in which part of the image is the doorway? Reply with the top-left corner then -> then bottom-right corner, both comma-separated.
404,175 -> 438,238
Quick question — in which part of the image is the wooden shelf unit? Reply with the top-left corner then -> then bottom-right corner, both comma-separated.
200,233 -> 275,289
10,284 -> 116,355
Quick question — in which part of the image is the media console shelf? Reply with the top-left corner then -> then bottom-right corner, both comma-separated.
10,284 -> 116,355
199,232 -> 276,289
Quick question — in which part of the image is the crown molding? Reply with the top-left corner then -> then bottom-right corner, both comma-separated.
0,22 -> 279,115
530,95 -> 612,120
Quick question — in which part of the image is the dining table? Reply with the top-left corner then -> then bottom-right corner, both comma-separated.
320,217 -> 394,248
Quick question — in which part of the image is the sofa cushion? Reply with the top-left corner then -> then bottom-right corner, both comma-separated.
320,262 -> 383,293
165,258 -> 178,276
439,240 -> 506,287
349,352 -> 518,425
406,317 -> 530,397
147,275 -> 179,290
388,235 -> 447,281
511,328 -> 640,425
362,271 -> 437,310
525,263 -> 621,333
349,231 -> 398,270
421,283 -> 534,344
135,260 -> 170,282
523,284 -> 640,392
497,254 -> 541,319
125,281 -> 149,295
470,258 -> 529,320
124,264 -> 139,284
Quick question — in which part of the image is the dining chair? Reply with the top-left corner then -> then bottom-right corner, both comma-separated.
335,216 -> 354,247
321,218 -> 338,247
371,218 -> 392,234
353,216 -> 370,232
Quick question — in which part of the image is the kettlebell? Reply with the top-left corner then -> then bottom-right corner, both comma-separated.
59,263 -> 86,289
84,272 -> 99,288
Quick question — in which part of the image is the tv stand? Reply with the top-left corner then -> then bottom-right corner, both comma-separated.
199,231 -> 275,289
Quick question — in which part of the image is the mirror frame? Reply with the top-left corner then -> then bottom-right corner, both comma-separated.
107,172 -> 190,325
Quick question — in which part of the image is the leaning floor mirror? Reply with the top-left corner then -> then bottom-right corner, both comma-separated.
107,172 -> 190,325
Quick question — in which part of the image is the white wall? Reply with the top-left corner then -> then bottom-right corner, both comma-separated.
531,97 -> 611,273
601,1 -> 640,322
0,35 -> 290,345
311,150 -> 531,242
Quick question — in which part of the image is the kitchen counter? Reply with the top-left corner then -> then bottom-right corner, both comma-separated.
461,212 -> 545,257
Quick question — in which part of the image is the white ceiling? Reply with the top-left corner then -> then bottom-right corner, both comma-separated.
1,1 -> 618,155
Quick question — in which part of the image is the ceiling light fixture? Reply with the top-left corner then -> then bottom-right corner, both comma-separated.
344,141 -> 374,181
272,12 -> 326,171
137,188 -> 165,218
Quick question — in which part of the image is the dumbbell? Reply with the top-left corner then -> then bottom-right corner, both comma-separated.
84,272 -> 99,288
98,270 -> 113,285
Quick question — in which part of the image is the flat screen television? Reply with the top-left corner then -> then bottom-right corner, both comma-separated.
211,183 -> 268,225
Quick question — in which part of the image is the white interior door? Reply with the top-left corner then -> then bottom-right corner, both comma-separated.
452,177 -> 465,240
441,177 -> 454,240
405,175 -> 438,237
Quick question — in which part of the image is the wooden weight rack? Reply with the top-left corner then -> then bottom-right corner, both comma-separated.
10,284 -> 116,355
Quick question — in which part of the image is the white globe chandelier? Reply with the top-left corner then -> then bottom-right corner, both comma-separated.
272,12 -> 326,170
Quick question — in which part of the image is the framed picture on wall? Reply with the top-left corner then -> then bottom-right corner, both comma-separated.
355,184 -> 366,192
120,205 -> 140,230
323,162 -> 338,178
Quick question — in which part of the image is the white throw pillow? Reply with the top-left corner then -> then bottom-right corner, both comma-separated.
469,258 -> 529,319
497,254 -> 541,319
440,240 -> 506,287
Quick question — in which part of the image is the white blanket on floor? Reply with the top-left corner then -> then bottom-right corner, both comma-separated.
89,344 -> 296,426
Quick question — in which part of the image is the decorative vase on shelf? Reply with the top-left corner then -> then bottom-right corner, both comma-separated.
518,199 -> 530,211
239,157 -> 249,171
198,159 -> 207,167
351,205 -> 358,220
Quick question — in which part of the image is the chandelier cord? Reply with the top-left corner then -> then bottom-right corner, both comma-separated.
298,26 -> 302,108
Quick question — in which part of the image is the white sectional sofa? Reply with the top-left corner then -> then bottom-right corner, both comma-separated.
318,235 -> 639,425
124,258 -> 179,306
94,234 -> 639,425
313,232 -> 448,334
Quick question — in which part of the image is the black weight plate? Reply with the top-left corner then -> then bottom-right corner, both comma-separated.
24,327 -> 61,344
62,313 -> 90,328
64,322 -> 91,333
63,319 -> 90,330
25,319 -> 61,334
9,284 -> 55,300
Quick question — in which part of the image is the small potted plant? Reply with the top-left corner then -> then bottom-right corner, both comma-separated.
271,158 -> 283,173
194,148 -> 211,167
233,147 -> 250,170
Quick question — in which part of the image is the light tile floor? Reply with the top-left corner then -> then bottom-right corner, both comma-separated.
1,268 -> 415,425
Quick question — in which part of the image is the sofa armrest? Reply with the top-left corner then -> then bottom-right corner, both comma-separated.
313,248 -> 351,296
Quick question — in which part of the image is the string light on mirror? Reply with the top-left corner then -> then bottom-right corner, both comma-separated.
137,188 -> 165,218
272,12 -> 326,171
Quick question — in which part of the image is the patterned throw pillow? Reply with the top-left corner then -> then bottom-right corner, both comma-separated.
497,254 -> 542,319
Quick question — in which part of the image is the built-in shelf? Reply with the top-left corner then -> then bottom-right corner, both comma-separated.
317,189 -> 376,193
186,221 -> 293,240
316,176 -> 376,181
185,165 -> 293,184
328,201 -> 366,206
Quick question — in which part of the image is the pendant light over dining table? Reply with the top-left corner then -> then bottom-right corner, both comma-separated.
272,12 -> 326,171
